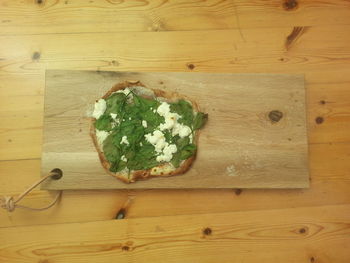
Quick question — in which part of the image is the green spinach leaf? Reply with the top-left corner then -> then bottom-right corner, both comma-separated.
110,160 -> 127,172
103,135 -> 121,163
171,152 -> 182,168
180,144 -> 196,160
170,100 -> 194,127
105,93 -> 125,114
134,95 -> 159,111
141,110 -> 164,131
193,112 -> 208,130
171,137 -> 195,168
95,114 -> 113,131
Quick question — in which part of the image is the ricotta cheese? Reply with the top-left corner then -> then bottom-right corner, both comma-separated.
156,144 -> 177,162
142,120 -> 148,128
179,125 -> 191,138
156,101 -> 192,138
116,87 -> 133,103
157,102 -> 171,116
145,130 -> 166,153
110,113 -> 117,120
155,140 -> 167,153
145,130 -> 164,145
110,113 -> 120,127
96,129 -> 109,146
121,135 -> 129,145
145,130 -> 178,162
159,113 -> 180,131
116,87 -> 132,96
92,99 -> 106,119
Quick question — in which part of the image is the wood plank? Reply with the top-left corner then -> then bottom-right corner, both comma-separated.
1,26 -> 350,75
308,82 -> 350,144
0,74 -> 44,160
41,70 -> 308,189
1,142 -> 349,227
1,68 -> 349,161
0,0 -> 350,35
1,204 -> 349,263
0,129 -> 42,161
0,86 -> 43,160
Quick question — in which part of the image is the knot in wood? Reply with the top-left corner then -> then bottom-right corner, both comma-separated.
203,227 -> 212,236
283,0 -> 298,11
268,110 -> 283,123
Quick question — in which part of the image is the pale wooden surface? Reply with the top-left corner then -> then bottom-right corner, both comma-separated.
1,204 -> 349,263
0,0 -> 350,262
42,70 -> 308,189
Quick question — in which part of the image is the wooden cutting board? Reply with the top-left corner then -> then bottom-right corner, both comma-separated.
41,70 -> 309,190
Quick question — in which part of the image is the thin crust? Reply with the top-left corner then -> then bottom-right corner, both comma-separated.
90,81 -> 201,183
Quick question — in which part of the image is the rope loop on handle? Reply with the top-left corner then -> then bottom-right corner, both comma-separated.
1,169 -> 63,212
3,196 -> 15,212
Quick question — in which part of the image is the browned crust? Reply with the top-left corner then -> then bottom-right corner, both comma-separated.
90,81 -> 201,183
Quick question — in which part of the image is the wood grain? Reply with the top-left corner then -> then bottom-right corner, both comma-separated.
0,74 -> 44,160
41,70 -> 308,189
1,26 -> 350,75
1,142 -> 349,228
0,0 -> 349,35
1,69 -> 350,161
1,204 -> 349,263
0,1 -> 349,262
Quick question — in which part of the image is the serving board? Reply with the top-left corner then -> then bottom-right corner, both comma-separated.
41,70 -> 309,189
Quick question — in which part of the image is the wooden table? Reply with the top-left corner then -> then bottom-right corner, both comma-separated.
0,1 -> 349,262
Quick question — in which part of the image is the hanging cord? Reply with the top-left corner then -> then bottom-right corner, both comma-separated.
1,168 -> 63,212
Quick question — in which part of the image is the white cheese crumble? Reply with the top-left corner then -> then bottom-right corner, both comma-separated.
156,101 -> 192,138
142,120 -> 148,128
157,102 -> 171,116
145,130 -> 178,162
155,139 -> 167,153
145,130 -> 165,152
116,87 -> 132,96
116,87 -> 133,103
92,99 -> 106,119
174,122 -> 192,138
179,125 -> 191,138
95,129 -> 109,146
121,135 -> 129,145
159,112 -> 180,131
156,144 -> 177,162
110,113 -> 120,127
121,155 -> 127,162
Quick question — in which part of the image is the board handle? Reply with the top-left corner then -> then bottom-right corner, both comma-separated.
0,169 -> 63,212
